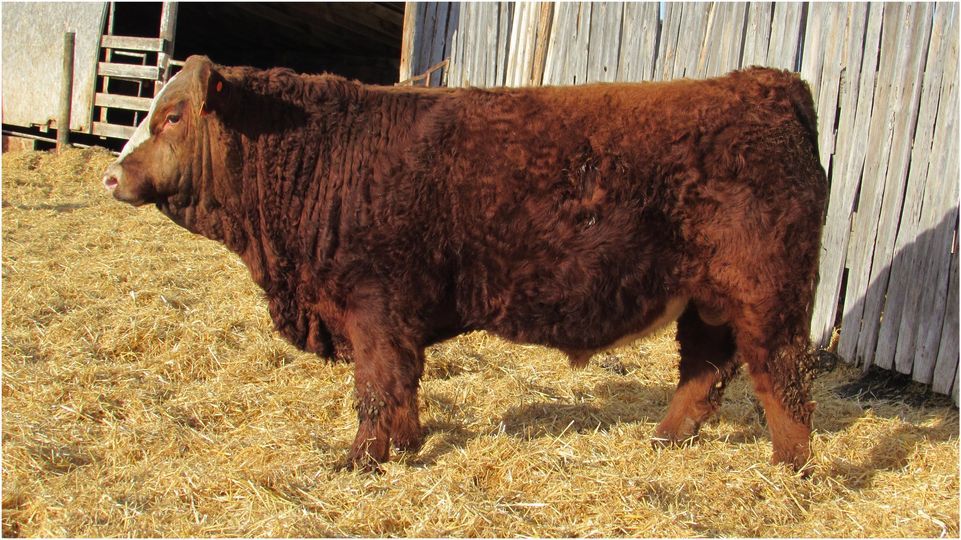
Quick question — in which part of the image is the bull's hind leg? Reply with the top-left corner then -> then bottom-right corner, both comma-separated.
345,307 -> 425,470
739,329 -> 815,471
653,304 -> 738,445
728,286 -> 817,471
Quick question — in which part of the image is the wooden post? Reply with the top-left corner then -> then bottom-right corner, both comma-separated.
57,31 -> 75,152
157,1 -> 179,94
399,2 -> 418,83
530,3 -> 555,86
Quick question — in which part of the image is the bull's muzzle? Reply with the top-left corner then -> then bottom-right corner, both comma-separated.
102,162 -> 122,193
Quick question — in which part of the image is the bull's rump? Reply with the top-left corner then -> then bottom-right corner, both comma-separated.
429,69 -> 825,350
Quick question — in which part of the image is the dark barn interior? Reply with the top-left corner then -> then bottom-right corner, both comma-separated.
81,2 -> 405,150
112,2 -> 405,84
175,3 -> 405,84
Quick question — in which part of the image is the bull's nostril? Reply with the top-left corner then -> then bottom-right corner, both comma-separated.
103,175 -> 119,191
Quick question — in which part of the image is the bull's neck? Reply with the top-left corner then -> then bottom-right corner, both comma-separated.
172,73 -> 439,292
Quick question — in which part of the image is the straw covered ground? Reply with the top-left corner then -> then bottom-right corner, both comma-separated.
2,148 -> 958,537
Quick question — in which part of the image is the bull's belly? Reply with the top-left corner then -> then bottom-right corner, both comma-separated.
562,295 -> 688,367
485,292 -> 690,365
607,295 -> 689,348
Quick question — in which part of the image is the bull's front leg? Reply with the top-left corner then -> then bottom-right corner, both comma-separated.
344,306 -> 425,470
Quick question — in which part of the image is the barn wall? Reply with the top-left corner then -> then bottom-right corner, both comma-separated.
399,3 -> 459,86
2,2 -> 108,132
409,1 -> 960,401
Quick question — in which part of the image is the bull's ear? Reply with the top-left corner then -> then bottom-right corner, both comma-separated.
192,58 -> 230,117
202,68 -> 229,116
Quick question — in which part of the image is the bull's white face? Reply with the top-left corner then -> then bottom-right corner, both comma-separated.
115,71 -> 182,163
102,71 -> 188,205
101,56 -> 224,208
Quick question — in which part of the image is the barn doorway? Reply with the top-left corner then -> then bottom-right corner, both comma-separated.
173,3 -> 404,85
93,2 -> 403,150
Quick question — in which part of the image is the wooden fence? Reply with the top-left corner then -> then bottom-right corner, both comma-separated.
402,2 -> 960,401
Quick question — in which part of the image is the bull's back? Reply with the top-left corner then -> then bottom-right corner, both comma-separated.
430,69 -> 824,348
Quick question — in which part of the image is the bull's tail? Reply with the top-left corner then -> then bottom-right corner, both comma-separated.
738,67 -> 822,161
785,76 -> 821,161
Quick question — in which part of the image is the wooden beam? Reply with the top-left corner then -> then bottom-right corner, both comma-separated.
94,92 -> 153,112
158,2 -> 179,88
399,2 -> 417,82
530,2 -> 554,86
91,121 -> 136,139
100,35 -> 166,52
98,62 -> 161,80
58,32 -> 75,151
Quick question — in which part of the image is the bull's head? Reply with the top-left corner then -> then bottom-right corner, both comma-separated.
102,55 -> 228,207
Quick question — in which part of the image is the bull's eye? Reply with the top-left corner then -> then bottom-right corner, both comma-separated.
166,113 -> 181,125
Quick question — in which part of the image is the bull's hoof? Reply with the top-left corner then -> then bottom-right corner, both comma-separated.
343,451 -> 385,474
392,430 -> 425,454
345,439 -> 389,473
651,417 -> 701,448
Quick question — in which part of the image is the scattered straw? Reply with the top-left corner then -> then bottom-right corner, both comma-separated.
2,148 -> 958,537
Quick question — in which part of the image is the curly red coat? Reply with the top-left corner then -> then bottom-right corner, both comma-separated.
103,56 -> 827,471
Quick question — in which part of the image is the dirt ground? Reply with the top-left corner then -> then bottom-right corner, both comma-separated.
2,148 -> 958,537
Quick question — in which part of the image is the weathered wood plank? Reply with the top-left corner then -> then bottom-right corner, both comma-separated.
742,2 -> 772,67
445,26 -> 458,86
520,2 -> 541,86
493,3 -> 512,87
654,2 -> 682,81
673,2 -> 711,79
543,1 -> 572,85
505,2 -> 526,86
953,363 -> 959,404
481,2 -> 498,87
439,4 -> 460,86
451,2 -> 469,87
855,2 -> 933,367
800,3 -> 828,98
928,211 -> 959,388
695,2 -> 721,78
586,2 -> 624,83
932,246 -> 959,394
810,3 -> 876,347
97,62 -> 160,81
427,3 -> 451,86
468,1 -> 486,86
767,2 -> 803,69
100,35 -> 165,53
616,2 -> 658,82
94,92 -> 152,112
419,2 -> 436,78
529,3 -> 553,86
398,2 -> 418,82
91,121 -> 136,139
704,2 -> 747,77
570,3 -> 592,84
927,4 -> 959,394
877,3 -> 954,370
913,44 -> 960,379
838,2 -> 906,365
804,3 -> 846,187
156,2 -> 177,86
720,3 -> 748,75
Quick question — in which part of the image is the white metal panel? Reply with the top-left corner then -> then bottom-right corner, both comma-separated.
2,2 -> 107,132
